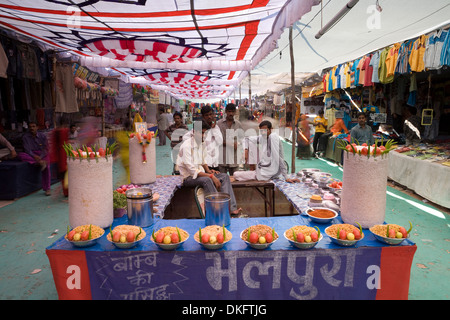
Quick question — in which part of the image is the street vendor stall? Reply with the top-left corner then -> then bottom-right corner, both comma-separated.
46,173 -> 417,300
388,145 -> 450,208
46,215 -> 416,300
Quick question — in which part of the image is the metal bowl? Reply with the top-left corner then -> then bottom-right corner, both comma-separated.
194,238 -> 228,250
107,237 -> 144,249
151,234 -> 189,250
240,230 -> 278,250
369,227 -> 409,245
325,226 -> 364,247
284,230 -> 323,250
106,228 -> 146,249
305,207 -> 338,224
65,229 -> 104,248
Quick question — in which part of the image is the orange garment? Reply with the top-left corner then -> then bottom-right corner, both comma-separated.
409,35 -> 427,72
385,43 -> 401,78
330,118 -> 349,136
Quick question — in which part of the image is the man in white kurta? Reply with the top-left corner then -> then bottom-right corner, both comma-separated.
177,120 -> 240,214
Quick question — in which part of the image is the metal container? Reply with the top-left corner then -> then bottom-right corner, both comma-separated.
126,187 -> 154,227
205,193 -> 231,226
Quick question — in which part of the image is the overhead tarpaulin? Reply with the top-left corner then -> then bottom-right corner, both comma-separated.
0,0 -> 321,99
254,0 -> 450,75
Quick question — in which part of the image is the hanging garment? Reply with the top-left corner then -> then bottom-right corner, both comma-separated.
378,47 -> 394,84
369,50 -> 381,83
353,58 -> 362,85
385,43 -> 401,78
395,40 -> 414,74
362,54 -> 373,87
440,30 -> 450,67
357,57 -> 366,86
0,43 -> 8,78
344,62 -> 351,88
55,64 -> 79,113
409,35 -> 428,72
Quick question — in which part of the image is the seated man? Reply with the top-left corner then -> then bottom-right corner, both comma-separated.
177,120 -> 241,215
233,120 -> 299,183
18,122 -> 51,196
350,112 -> 375,145
0,133 -> 17,159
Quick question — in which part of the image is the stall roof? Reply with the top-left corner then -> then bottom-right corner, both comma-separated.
0,0 -> 320,100
254,0 -> 450,76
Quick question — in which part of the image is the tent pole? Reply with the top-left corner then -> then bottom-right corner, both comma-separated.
289,26 -> 296,174
249,71 -> 252,114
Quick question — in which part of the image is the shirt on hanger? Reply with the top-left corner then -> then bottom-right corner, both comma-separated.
362,54 -> 373,87
385,43 -> 401,78
409,35 -> 428,72
369,50 -> 381,83
358,57 -> 366,86
344,62 -> 351,88
378,47 -> 394,84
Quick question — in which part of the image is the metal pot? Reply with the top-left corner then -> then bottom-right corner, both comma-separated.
204,192 -> 231,226
126,187 -> 154,227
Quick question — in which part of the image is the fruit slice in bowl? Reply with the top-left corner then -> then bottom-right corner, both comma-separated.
369,222 -> 412,245
194,225 -> 232,250
240,225 -> 278,250
284,225 -> 322,249
151,226 -> 189,250
107,225 -> 146,249
325,223 -> 364,247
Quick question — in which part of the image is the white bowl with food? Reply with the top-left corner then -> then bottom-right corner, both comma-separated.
284,226 -> 323,250
151,226 -> 189,250
194,225 -> 232,250
240,225 -> 278,250
106,224 -> 146,249
65,224 -> 105,248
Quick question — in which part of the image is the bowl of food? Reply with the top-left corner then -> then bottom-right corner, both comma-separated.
327,179 -> 343,193
305,207 -> 338,223
325,223 -> 364,247
240,225 -> 278,250
369,222 -> 412,245
284,225 -> 323,249
151,226 -> 189,250
65,224 -> 105,248
194,225 -> 232,250
308,195 -> 323,208
106,225 -> 146,249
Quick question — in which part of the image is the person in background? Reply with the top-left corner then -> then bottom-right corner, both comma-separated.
18,122 -> 51,196
69,124 -> 78,139
350,112 -> 375,145
312,109 -> 328,157
296,115 -> 311,160
200,105 -> 222,171
0,133 -> 17,158
177,120 -> 241,215
156,107 -> 169,146
234,120 -> 299,183
165,111 -> 188,171
217,103 -> 244,175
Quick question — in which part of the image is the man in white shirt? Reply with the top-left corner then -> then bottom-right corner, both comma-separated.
234,121 -> 299,183
156,106 -> 169,146
177,120 -> 241,215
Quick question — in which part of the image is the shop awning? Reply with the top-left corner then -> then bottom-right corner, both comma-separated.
0,0 -> 321,100
254,0 -> 450,75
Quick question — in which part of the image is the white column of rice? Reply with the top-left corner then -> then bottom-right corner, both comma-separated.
68,155 -> 113,228
129,137 -> 156,185
340,152 -> 389,228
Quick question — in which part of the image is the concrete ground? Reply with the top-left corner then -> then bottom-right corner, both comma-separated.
0,137 -> 448,300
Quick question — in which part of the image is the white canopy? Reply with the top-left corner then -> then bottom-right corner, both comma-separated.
251,0 -> 450,93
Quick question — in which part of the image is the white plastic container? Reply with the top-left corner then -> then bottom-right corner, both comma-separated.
129,136 -> 156,185
68,155 -> 113,228
340,151 -> 389,228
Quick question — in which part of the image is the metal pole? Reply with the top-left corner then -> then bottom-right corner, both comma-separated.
289,26 -> 296,174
